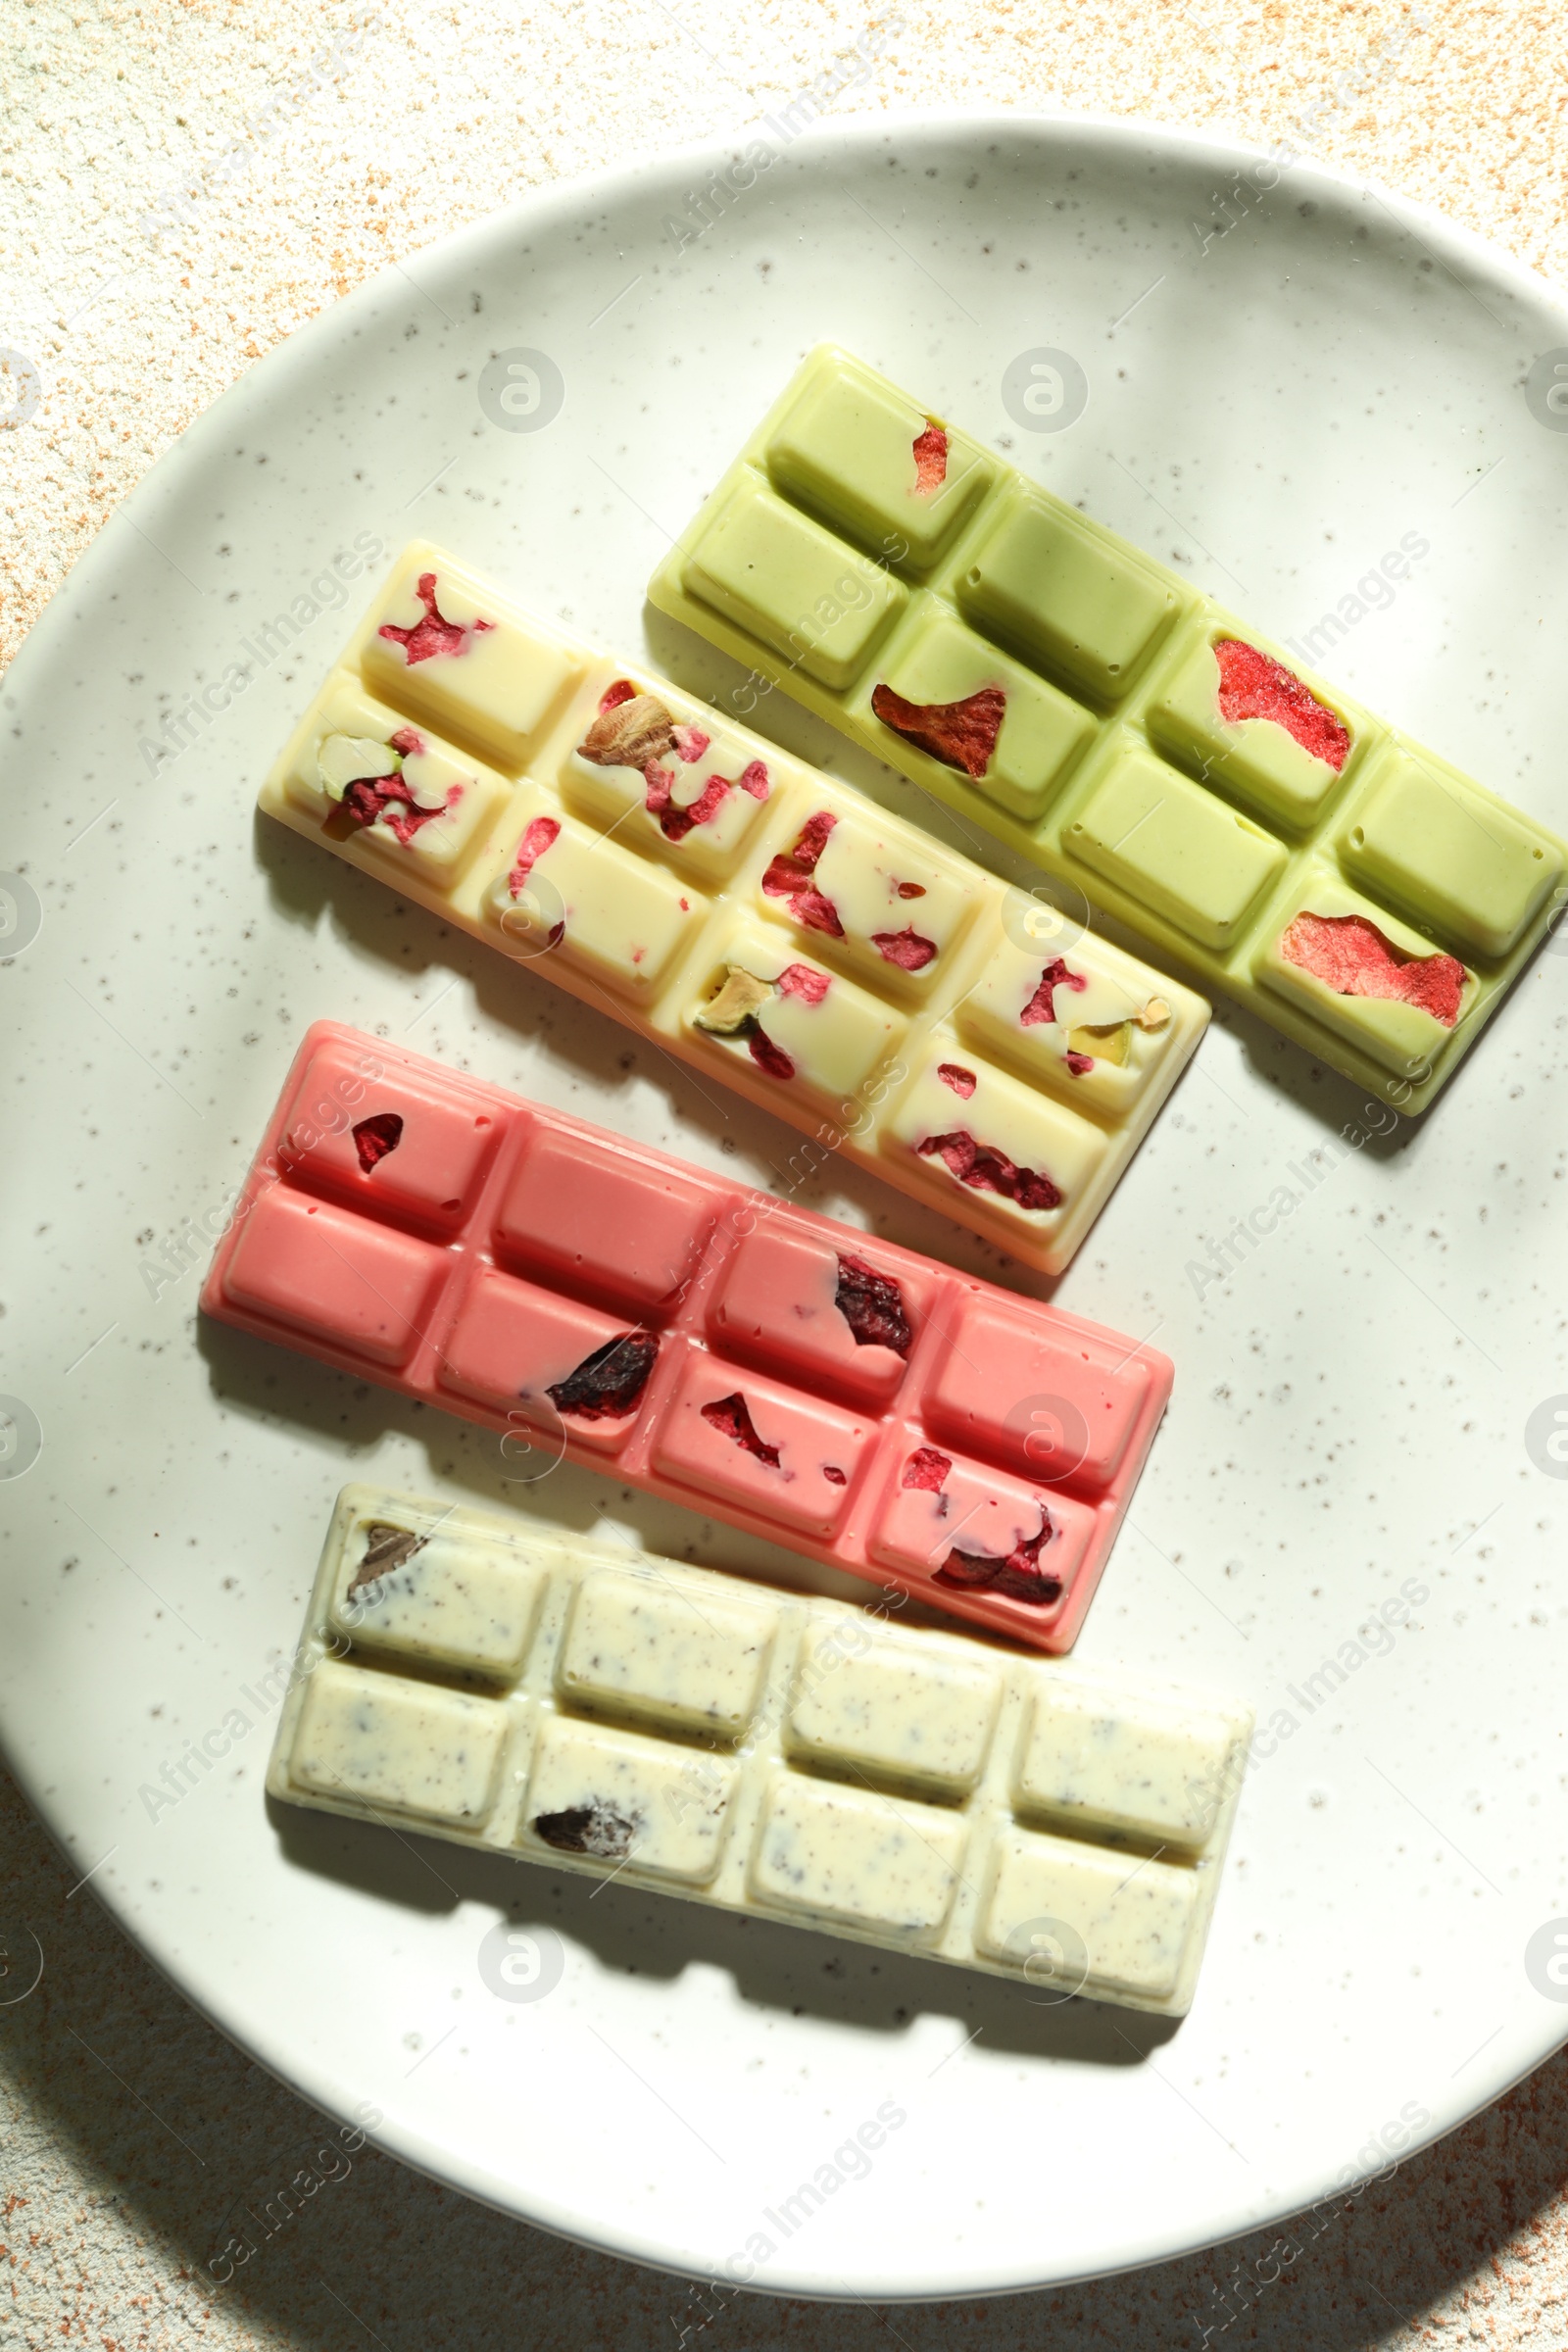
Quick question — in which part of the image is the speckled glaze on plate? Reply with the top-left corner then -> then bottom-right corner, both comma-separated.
3,110 -> 1568,2301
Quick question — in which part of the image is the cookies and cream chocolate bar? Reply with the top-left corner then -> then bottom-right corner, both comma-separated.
256,540 -> 1209,1275
267,1487 -> 1254,2017
647,344 -> 1568,1113
198,1023 -> 1174,1651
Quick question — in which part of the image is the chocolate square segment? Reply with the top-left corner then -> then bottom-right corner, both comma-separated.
862,606 -> 1096,822
1255,870 -> 1473,1079
558,1568 -> 776,1740
360,550 -> 584,771
1341,746 -> 1562,960
765,355 -> 991,567
956,485 -> 1185,707
682,475 -> 906,689
1145,629 -> 1370,831
493,1131 -> 716,1313
1067,749 -> 1288,952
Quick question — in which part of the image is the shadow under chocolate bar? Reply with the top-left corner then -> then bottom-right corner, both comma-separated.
647,343 -> 1568,1114
268,1485 -> 1255,2018
199,1022 -> 1174,1653
256,538 -> 1209,1276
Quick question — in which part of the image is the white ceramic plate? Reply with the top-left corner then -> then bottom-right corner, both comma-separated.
5,110 -> 1568,2302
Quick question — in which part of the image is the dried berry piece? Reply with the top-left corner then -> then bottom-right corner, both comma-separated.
823,1465 -> 847,1486
896,881 -> 926,899
937,1062 -> 976,1099
508,814 -> 561,898
599,678 -> 638,712
936,1516 -> 1062,1606
671,723 -> 710,763
870,682 -> 1005,780
912,421 -> 949,494
1064,1051 -> 1095,1077
1213,639 -> 1350,771
348,1521 -> 426,1596
737,760 -> 771,801
760,811 -> 844,937
694,966 -> 775,1035
533,1801 -> 638,1859
701,1392 -> 783,1468
645,763 -> 731,842
903,1446 -> 952,1493
748,1030 -> 795,1082
352,1112 -> 404,1173
378,571 -> 494,666
1281,910 -> 1465,1025
1019,956 -> 1088,1029
834,1254 -> 912,1357
916,1130 -> 1064,1213
577,692 -> 677,771
338,771 -> 458,846
871,925 -> 938,971
546,1332 -> 659,1420
776,963 -> 830,1004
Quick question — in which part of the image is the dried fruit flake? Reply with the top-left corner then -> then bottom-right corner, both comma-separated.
870,682 -> 1005,779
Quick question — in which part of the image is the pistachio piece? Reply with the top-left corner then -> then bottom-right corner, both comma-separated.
577,692 -> 676,771
1136,997 -> 1171,1032
1067,1021 -> 1132,1067
317,733 -> 400,801
693,965 -> 775,1036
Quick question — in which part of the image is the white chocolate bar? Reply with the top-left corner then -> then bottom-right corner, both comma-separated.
256,542 -> 1209,1275
267,1488 -> 1254,2015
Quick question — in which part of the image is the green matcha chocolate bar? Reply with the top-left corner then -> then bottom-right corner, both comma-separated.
649,345 -> 1567,1114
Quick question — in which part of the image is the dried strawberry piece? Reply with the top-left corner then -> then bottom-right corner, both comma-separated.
823,1465 -> 847,1486
903,1446 -> 952,1492
1213,639 -> 1350,771
834,1254 -> 912,1357
937,1063 -> 976,1099
352,1112 -> 403,1173
508,815 -> 561,897
546,1332 -> 658,1420
912,422 -> 949,494
1281,910 -> 1465,1025
761,811 -> 844,937
776,963 -> 830,1004
737,760 -> 770,801
872,925 -> 938,971
388,725 -> 425,759
936,1516 -> 1061,1606
534,1801 -> 637,1858
1064,1051 -> 1095,1077
870,682 -> 1005,780
671,723 -> 710,763
747,1029 -> 795,1082
1019,956 -> 1088,1029
377,571 -> 493,666
599,678 -> 639,712
701,1393 -> 782,1468
645,765 -> 732,843
338,771 -> 457,846
916,1130 -> 1064,1213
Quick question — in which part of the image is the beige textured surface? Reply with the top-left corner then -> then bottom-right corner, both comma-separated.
5,0 -> 1568,2341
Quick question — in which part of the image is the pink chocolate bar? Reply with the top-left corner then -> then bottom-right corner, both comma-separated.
199,1023 -> 1173,1650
